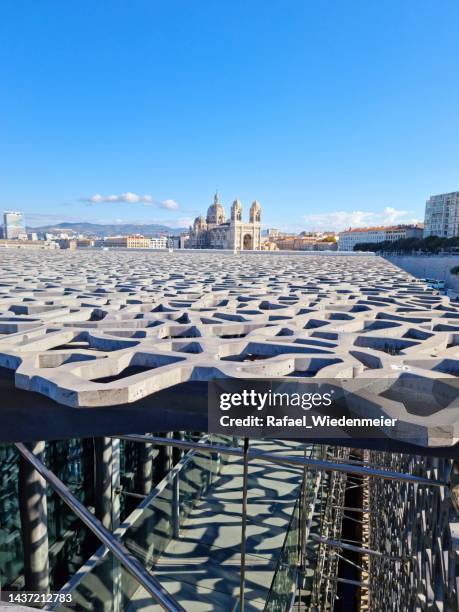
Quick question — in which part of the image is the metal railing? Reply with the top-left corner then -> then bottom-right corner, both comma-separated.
15,443 -> 185,612
115,434 -> 448,488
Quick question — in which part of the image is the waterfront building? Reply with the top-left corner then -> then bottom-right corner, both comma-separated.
338,224 -> 424,251
187,192 -> 262,250
58,238 -> 77,250
0,239 -> 59,249
76,238 -> 95,248
104,235 -> 152,248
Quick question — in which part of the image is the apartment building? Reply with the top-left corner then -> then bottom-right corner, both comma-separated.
424,191 -> 459,238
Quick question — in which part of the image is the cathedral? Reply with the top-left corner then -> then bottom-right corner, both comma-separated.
188,193 -> 262,250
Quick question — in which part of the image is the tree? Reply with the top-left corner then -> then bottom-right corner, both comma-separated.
353,235 -> 459,254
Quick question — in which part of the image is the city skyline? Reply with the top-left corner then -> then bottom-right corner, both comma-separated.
2,2 -> 459,232
1,191 -> 442,236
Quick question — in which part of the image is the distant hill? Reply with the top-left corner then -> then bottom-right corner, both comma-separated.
27,221 -> 188,237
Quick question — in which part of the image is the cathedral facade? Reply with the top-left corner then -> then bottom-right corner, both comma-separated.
188,193 -> 262,250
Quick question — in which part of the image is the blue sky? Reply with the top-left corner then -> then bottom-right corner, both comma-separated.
1,1 -> 459,231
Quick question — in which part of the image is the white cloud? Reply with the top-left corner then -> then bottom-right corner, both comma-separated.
81,193 -> 179,209
159,199 -> 179,210
83,192 -> 153,204
302,207 -> 421,232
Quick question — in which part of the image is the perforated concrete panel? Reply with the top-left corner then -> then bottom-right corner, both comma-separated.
0,251 -> 458,446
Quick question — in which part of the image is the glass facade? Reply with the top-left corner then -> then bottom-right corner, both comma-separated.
0,436 -> 186,592
3,212 -> 25,240
0,440 -> 97,590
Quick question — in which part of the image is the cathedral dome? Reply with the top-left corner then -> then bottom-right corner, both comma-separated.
193,215 -> 207,230
206,192 -> 226,225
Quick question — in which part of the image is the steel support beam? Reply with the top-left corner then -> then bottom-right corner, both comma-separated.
309,533 -> 405,562
94,438 -> 116,530
18,441 -> 50,592
172,471 -> 180,539
137,437 -> 157,496
322,575 -> 370,588
239,438 -> 249,612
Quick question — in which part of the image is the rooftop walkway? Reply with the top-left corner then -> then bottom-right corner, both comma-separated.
128,439 -> 306,611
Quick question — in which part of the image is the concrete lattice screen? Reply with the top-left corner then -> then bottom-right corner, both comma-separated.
0,251 -> 459,445
0,251 -> 458,609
